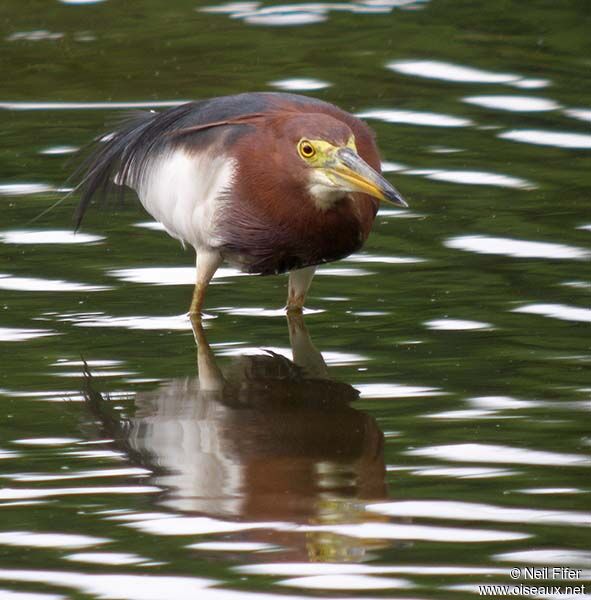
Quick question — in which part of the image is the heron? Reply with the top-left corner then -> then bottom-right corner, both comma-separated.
75,92 -> 407,316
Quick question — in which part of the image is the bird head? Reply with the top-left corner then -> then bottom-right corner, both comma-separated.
279,113 -> 407,211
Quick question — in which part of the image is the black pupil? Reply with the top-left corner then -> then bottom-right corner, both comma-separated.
303,144 -> 312,155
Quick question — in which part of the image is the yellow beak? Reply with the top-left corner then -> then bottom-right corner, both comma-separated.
330,147 -> 407,207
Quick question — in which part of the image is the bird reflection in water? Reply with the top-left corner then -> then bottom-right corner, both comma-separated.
83,314 -> 388,562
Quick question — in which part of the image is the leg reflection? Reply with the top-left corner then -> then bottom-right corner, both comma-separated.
84,313 -> 388,561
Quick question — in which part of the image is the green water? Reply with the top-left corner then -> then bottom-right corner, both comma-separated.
1,0 -> 590,598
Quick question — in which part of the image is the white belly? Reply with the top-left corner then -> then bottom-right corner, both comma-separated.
133,149 -> 236,249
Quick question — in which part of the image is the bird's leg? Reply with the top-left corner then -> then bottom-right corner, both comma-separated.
286,266 -> 316,313
189,313 -> 225,392
286,311 -> 328,379
189,249 -> 223,317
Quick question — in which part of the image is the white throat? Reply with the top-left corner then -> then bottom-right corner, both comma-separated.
308,183 -> 348,210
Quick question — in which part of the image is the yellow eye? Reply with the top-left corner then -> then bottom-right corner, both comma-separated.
298,140 -> 316,159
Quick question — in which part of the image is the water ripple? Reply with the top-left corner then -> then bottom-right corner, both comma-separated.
277,574 -> 412,590
188,541 -> 275,552
0,183 -> 54,196
299,521 -> 529,542
513,303 -> 591,323
367,500 -> 591,527
200,0 -> 429,26
408,169 -> 534,189
407,443 -> 591,467
425,318 -> 493,331
127,514 -> 528,542
463,95 -> 560,112
0,230 -> 104,245
564,108 -> 591,123
12,438 -> 80,447
7,30 -> 63,42
410,466 -> 517,479
356,382 -> 447,398
9,467 -> 150,483
0,274 -> 109,293
499,129 -> 591,149
59,312 -> 193,331
39,146 -> 79,156
0,101 -> 185,111
236,562 -> 506,576
0,486 -> 159,501
494,549 -> 591,567
358,108 -> 471,127
0,327 -> 57,342
269,78 -> 331,91
0,532 -> 109,550
64,552 -> 150,566
109,267 -> 244,285
445,235 -> 590,260
387,59 -> 548,88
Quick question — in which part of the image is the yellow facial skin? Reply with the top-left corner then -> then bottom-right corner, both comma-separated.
297,137 -> 407,207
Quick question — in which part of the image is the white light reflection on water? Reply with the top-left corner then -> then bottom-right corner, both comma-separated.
410,466 -> 517,479
125,514 -> 528,542
64,552 -> 150,566
424,409 -> 501,420
59,0 -> 107,4
516,488 -> 583,495
51,359 -> 122,368
0,327 -> 57,342
0,274 -> 109,293
407,169 -> 534,189
0,570 -> 359,600
425,319 -> 493,331
513,303 -> 591,323
348,253 -> 425,264
134,221 -> 167,231
358,109 -> 471,127
109,267 -> 244,285
297,522 -> 529,542
0,532 -> 109,549
269,78 -> 331,91
215,344 -> 364,365
407,443 -> 591,466
387,60 -> 548,88
0,486 -> 159,501
200,0 -> 429,26
494,549 -> 591,566
0,101 -> 185,111
63,313 -> 193,331
367,500 -> 591,527
12,438 -> 80,446
565,108 -> 591,123
236,563 -> 506,576
499,129 -> 591,149
0,449 -> 21,460
277,574 -> 412,590
188,541 -> 275,552
125,516 -> 285,536
445,235 -> 590,260
317,266 -> 373,276
0,231 -> 104,245
6,30 -> 63,42
0,183 -> 54,196
9,467 -> 150,483
356,383 -> 447,398
463,95 -> 560,112
39,145 -> 79,156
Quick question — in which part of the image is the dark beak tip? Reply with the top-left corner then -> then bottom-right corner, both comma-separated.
386,189 -> 408,208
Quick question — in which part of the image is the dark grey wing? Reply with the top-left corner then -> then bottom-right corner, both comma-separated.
73,93 -> 276,230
